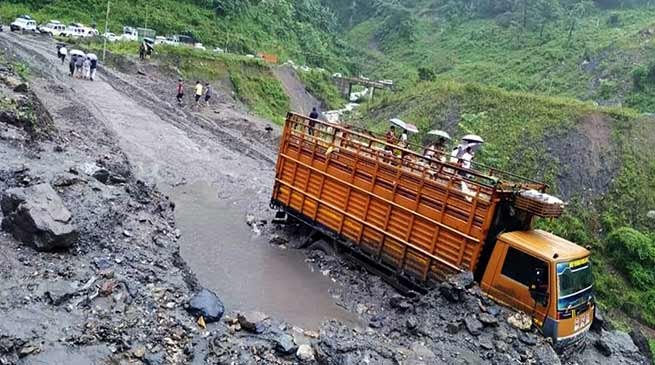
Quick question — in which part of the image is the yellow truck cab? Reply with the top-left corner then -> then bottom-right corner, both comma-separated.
482,230 -> 594,347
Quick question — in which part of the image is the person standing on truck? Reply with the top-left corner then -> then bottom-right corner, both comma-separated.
176,79 -> 185,105
385,126 -> 397,151
308,107 -> 319,136
194,81 -> 203,106
204,82 -> 213,107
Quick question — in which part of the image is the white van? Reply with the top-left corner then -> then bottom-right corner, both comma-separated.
10,17 -> 38,32
64,23 -> 98,38
38,20 -> 67,36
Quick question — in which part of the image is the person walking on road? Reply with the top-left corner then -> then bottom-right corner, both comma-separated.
74,55 -> 84,79
176,79 -> 185,105
83,57 -> 91,80
204,82 -> 213,107
57,45 -> 67,64
194,81 -> 203,107
89,57 -> 98,81
69,55 -> 76,77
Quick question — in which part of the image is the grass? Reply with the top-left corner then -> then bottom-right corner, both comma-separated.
297,69 -> 345,110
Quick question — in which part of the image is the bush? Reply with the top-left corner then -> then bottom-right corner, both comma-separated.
607,227 -> 655,289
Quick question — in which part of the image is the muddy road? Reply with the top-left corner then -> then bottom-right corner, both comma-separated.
0,31 -> 356,329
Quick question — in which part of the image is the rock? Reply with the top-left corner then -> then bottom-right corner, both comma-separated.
406,316 -> 419,331
507,312 -> 532,331
439,283 -> 461,303
369,315 -> 384,328
446,320 -> 461,334
532,345 -> 561,365
271,332 -> 297,355
98,280 -> 117,296
479,336 -> 494,351
237,311 -> 269,333
647,210 -> 655,219
464,317 -> 484,336
1,183 -> 79,251
594,338 -> 612,357
296,344 -> 315,362
143,352 -> 165,365
92,168 -> 110,183
269,234 -> 287,245
122,230 -> 132,237
187,288 -> 225,323
390,294 -> 413,312
478,313 -> 498,326
132,346 -> 146,359
108,174 -> 127,184
601,330 -> 640,355
13,83 -> 29,93
629,328 -> 654,362
591,307 -> 612,332
407,342 -> 437,364
517,332 -> 537,346
41,281 -> 77,305
18,344 -> 39,357
448,271 -> 475,289
93,257 -> 112,270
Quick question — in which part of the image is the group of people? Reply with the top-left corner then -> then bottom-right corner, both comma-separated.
176,79 -> 213,107
384,125 -> 480,171
56,44 -> 98,81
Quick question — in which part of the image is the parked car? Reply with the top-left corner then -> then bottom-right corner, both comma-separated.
103,32 -> 119,42
154,36 -> 167,45
38,20 -> 67,36
10,17 -> 38,32
63,23 -> 98,38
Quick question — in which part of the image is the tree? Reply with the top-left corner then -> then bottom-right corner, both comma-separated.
563,0 -> 594,43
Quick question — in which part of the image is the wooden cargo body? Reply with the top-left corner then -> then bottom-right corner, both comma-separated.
271,113 -> 545,282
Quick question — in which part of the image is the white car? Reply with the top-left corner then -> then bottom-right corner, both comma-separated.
64,23 -> 98,38
10,17 -> 38,32
154,36 -> 167,45
38,20 -> 66,36
103,32 -> 119,42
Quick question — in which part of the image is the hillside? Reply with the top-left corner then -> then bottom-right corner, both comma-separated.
0,0 -> 358,71
357,81 -> 655,330
337,1 -> 655,111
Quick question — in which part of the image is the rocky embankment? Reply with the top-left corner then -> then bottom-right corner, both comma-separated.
0,52 -> 652,365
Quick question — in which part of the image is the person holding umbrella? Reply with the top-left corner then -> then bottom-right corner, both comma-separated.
424,130 -> 451,163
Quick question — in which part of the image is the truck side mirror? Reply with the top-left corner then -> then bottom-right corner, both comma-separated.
529,267 -> 548,306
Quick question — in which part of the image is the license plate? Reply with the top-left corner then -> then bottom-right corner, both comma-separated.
574,311 -> 591,331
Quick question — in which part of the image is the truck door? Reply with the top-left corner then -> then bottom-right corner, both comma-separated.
485,244 -> 550,324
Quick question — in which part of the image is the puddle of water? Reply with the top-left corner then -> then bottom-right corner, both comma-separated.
171,181 -> 360,330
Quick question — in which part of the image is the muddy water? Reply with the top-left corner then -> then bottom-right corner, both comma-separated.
172,181 -> 360,329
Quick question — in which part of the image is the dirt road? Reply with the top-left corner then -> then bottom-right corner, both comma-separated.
0,32 -> 356,329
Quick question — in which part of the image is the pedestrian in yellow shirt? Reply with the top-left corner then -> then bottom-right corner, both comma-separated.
194,81 -> 203,106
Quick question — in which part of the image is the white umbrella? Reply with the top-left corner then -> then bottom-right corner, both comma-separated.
462,134 -> 484,143
389,118 -> 419,133
428,130 -> 451,140
69,49 -> 85,57
86,53 -> 98,61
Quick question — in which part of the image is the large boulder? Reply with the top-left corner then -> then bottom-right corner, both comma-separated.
1,183 -> 78,251
187,288 -> 224,323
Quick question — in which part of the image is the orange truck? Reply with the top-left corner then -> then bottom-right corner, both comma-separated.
271,113 -> 594,348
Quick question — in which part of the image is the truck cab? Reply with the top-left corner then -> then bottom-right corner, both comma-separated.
481,230 -> 594,347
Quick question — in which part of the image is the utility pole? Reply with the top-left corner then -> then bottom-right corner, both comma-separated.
145,3 -> 149,29
103,0 -> 110,62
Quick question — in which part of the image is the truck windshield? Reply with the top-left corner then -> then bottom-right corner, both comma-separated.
557,258 -> 593,310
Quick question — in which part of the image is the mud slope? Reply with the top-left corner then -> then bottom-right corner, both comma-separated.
273,65 -> 321,115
